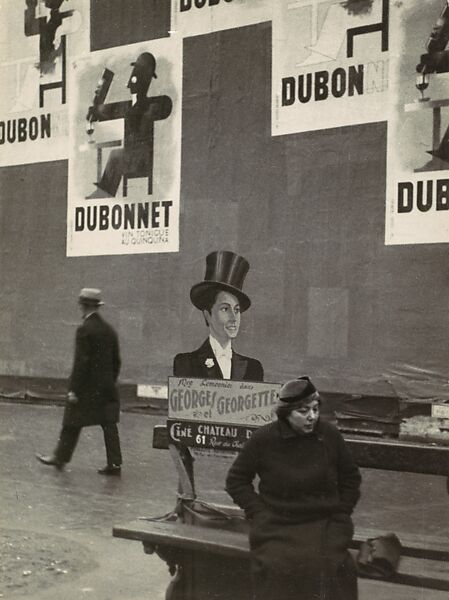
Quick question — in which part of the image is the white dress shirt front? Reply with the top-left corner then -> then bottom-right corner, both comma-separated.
209,335 -> 232,380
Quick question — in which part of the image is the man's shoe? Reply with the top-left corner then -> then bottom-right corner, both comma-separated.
97,465 -> 121,476
36,454 -> 65,471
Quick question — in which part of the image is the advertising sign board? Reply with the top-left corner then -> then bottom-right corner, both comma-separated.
167,376 -> 281,451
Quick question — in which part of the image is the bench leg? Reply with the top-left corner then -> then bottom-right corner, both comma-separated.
165,564 -> 183,600
143,543 -> 186,600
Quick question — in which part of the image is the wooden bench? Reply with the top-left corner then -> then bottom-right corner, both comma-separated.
113,518 -> 449,592
113,424 -> 449,598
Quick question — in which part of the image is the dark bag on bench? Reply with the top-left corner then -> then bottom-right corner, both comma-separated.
356,533 -> 402,579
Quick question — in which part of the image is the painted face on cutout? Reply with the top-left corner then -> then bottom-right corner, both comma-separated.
287,399 -> 320,435
205,290 -> 241,346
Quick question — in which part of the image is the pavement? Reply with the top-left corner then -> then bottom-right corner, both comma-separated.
0,403 -> 175,600
1,401 -> 449,600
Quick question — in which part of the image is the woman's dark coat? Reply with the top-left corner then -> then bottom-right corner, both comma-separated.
63,312 -> 121,428
226,418 -> 362,600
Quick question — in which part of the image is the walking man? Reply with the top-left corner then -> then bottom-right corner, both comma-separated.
37,288 -> 122,475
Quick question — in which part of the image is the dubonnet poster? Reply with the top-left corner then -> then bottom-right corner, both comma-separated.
67,36 -> 182,256
386,0 -> 449,245
272,0 -> 389,135
0,0 -> 89,166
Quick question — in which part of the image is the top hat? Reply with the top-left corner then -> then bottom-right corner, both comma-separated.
277,377 -> 319,409
190,251 -> 251,312
78,288 -> 104,306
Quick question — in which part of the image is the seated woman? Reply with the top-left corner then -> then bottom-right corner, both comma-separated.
226,377 -> 362,600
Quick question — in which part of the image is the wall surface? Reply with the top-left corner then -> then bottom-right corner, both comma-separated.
0,1 -> 448,400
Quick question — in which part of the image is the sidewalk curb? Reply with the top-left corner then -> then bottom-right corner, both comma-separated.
0,375 -> 168,415
0,393 -> 168,416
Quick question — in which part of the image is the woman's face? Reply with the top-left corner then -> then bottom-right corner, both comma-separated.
287,399 -> 320,435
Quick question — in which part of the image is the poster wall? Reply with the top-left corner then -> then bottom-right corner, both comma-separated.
272,0 -> 389,135
67,37 -> 182,256
171,0 -> 272,38
386,0 -> 449,245
0,0 -> 89,166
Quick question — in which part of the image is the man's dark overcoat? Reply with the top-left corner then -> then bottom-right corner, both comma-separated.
63,312 -> 121,428
173,339 -> 264,381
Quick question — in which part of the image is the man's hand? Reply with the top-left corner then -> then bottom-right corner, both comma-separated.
67,391 -> 78,404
